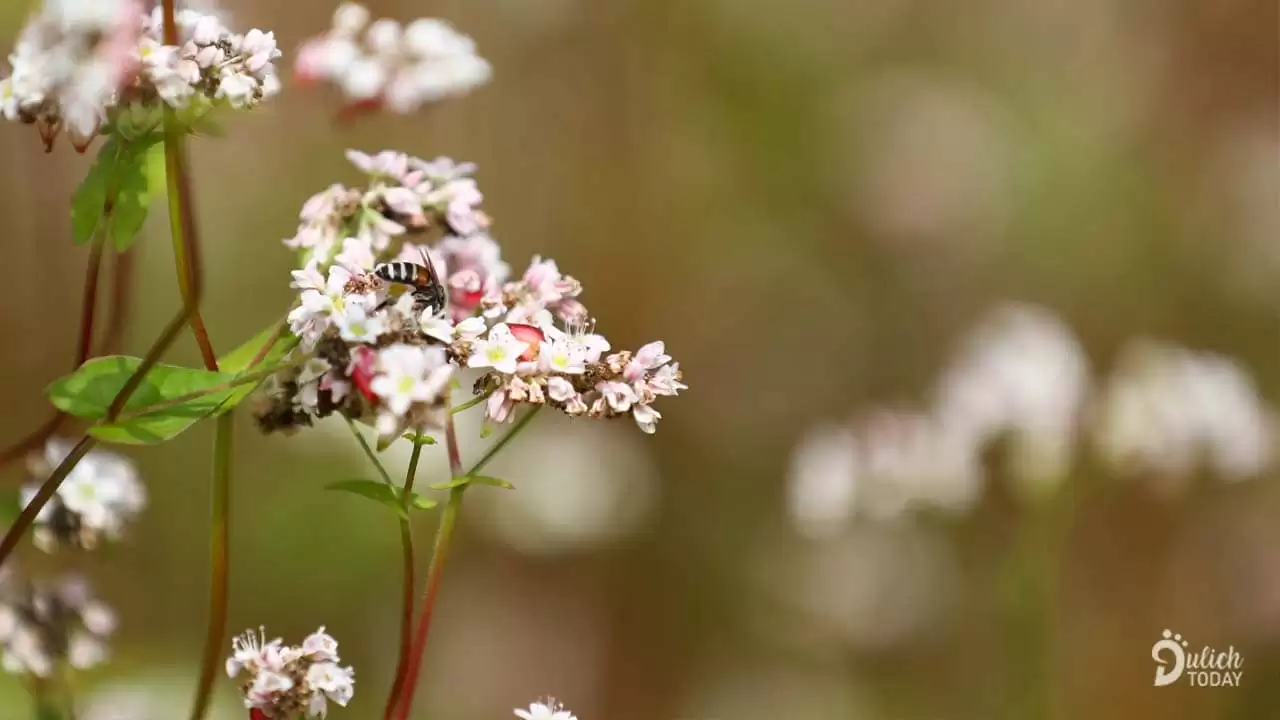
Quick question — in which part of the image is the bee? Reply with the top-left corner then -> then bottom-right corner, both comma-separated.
374,247 -> 447,317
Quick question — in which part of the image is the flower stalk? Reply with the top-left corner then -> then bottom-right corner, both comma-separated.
390,405 -> 542,720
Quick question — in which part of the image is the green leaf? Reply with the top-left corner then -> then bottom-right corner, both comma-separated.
428,475 -> 514,491
69,136 -> 168,251
46,356 -> 234,445
402,432 -> 437,446
71,138 -> 121,245
211,324 -> 299,414
110,139 -> 166,251
325,480 -> 439,518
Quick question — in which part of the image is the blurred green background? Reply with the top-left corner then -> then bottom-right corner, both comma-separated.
0,0 -> 1278,718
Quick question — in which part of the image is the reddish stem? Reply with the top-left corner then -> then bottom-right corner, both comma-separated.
390,410 -> 466,720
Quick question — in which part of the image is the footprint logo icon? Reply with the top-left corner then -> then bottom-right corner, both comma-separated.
1153,629 -> 1189,687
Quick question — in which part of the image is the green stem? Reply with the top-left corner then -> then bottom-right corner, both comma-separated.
449,390 -> 492,416
384,437 -> 425,717
390,406 -> 542,720
1004,484 -> 1075,720
188,413 -> 233,720
344,417 -> 394,485
468,405 -> 542,475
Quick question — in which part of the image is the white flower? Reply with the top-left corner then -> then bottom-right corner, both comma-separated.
227,625 -> 355,719
632,404 -> 661,434
598,381 -> 637,413
468,324 -> 529,375
306,661 -> 355,705
539,339 -> 585,375
546,377 -> 577,403
370,345 -> 452,416
515,699 -> 577,720
216,69 -> 257,108
336,304 -> 385,344
301,627 -> 340,662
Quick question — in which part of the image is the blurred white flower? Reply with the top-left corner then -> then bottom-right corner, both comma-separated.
295,3 -> 491,115
515,698 -> 577,720
22,438 -> 146,552
934,303 -> 1089,497
1092,340 -> 1276,491
786,424 -> 858,538
854,408 -> 983,521
0,572 -> 115,678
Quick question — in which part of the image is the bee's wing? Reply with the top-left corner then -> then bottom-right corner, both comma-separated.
417,246 -> 443,286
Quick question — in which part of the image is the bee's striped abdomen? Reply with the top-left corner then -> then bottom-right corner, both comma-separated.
374,261 -> 420,286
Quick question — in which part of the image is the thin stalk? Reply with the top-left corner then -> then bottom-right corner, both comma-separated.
384,438 -> 425,717
390,406 -> 542,720
448,390 -> 492,416
188,413 -> 233,720
0,437 -> 97,567
343,417 -> 394,485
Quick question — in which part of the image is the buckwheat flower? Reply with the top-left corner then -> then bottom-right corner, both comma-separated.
336,304 -> 385,344
1092,340 -> 1276,491
539,338 -> 586,375
632,404 -> 661,434
295,4 -> 490,116
226,626 -> 354,719
787,424 -> 859,538
0,1 -> 282,151
371,344 -> 453,416
469,324 -> 530,374
515,698 -> 577,720
0,572 -> 116,679
22,438 -> 146,552
934,303 -> 1089,497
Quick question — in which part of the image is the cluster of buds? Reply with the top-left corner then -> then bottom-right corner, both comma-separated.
22,438 -> 146,552
0,0 -> 280,151
0,571 -> 116,678
225,626 -> 354,719
515,698 -> 578,720
295,2 -> 491,116
256,148 -> 685,442
285,150 -> 489,273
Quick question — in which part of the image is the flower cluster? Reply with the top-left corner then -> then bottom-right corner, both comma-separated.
285,150 -> 490,272
1092,340 -> 1276,488
0,0 -> 280,151
515,698 -> 577,720
22,438 -> 146,552
787,303 -> 1278,528
296,2 -> 491,115
225,626 -> 354,719
0,572 -> 116,678
256,149 -> 685,442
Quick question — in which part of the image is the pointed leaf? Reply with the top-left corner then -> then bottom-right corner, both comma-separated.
218,324 -> 290,375
325,480 -> 438,517
428,475 -> 514,491
212,325 -> 299,414
71,138 -> 121,245
110,139 -> 167,251
468,475 -> 515,489
46,356 -> 234,445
